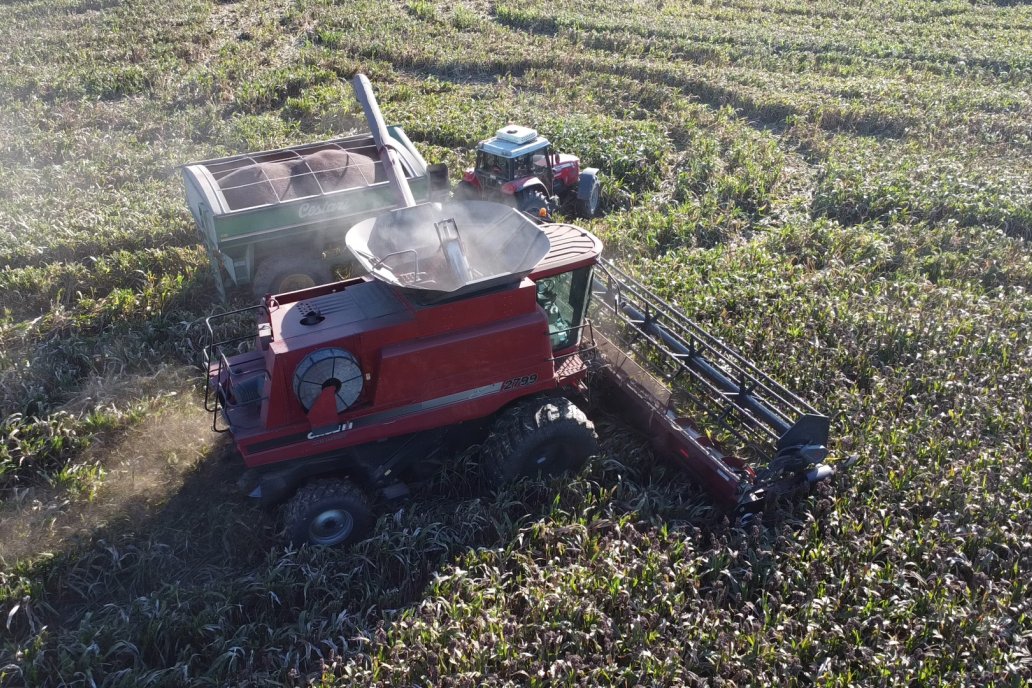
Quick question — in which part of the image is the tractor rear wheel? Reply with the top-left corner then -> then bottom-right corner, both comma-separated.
481,396 -> 598,486
576,173 -> 601,219
518,189 -> 550,220
283,478 -> 374,547
252,252 -> 333,297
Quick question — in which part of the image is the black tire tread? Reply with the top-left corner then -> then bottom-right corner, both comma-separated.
481,396 -> 597,486
576,176 -> 600,219
518,189 -> 550,219
252,251 -> 333,297
283,478 -> 373,547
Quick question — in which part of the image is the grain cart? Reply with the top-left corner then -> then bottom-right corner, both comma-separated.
181,89 -> 449,300
454,125 -> 602,220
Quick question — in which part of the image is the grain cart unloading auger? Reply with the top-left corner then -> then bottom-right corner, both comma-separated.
202,76 -> 834,547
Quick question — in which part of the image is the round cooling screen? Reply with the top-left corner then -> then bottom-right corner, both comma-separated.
293,348 -> 363,412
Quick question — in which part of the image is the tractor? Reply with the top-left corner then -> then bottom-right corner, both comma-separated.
200,77 -> 834,547
455,125 -> 602,220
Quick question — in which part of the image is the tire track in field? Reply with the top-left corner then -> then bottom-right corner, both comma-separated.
196,0 -> 307,75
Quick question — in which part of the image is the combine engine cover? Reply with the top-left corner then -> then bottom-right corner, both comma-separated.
210,201 -> 594,473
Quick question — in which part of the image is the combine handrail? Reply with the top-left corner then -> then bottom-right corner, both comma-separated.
203,304 -> 270,430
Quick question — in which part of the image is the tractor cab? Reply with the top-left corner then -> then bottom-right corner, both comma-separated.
459,126 -> 595,218
458,125 -> 602,219
471,126 -> 560,193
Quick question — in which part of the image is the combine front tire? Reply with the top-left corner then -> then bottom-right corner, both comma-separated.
283,479 -> 374,547
482,396 -> 598,486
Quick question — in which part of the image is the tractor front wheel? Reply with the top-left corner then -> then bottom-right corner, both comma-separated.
252,252 -> 333,297
481,396 -> 598,487
576,171 -> 601,219
283,478 -> 374,547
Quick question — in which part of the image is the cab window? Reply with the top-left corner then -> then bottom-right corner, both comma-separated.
535,267 -> 592,350
513,153 -> 534,179
478,152 -> 510,179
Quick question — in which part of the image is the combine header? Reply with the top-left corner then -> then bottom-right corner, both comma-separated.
200,76 -> 833,547
589,261 -> 831,511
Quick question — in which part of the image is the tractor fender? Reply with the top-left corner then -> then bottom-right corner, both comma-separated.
503,177 -> 549,197
577,168 -> 600,200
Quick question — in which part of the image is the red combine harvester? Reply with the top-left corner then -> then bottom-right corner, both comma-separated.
202,77 -> 833,547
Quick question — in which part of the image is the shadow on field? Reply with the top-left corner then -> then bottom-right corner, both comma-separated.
5,404 -> 726,635
0,396 -> 832,686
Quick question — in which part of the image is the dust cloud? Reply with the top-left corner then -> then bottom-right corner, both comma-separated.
0,396 -> 223,564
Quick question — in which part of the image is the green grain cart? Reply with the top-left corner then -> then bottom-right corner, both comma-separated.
182,126 -> 448,300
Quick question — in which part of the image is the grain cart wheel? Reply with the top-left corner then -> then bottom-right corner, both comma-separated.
284,478 -> 374,547
575,169 -> 601,219
252,251 -> 333,296
454,180 -> 480,201
518,189 -> 550,220
482,396 -> 598,486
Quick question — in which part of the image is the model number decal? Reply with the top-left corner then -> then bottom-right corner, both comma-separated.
501,374 -> 538,391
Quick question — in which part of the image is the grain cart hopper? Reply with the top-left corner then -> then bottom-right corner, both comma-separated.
203,212 -> 834,547
181,81 -> 449,300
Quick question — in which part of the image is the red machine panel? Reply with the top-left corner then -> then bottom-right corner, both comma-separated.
233,278 -> 560,469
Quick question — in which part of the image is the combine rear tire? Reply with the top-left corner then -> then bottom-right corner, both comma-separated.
252,252 -> 332,297
481,396 -> 598,486
283,478 -> 374,547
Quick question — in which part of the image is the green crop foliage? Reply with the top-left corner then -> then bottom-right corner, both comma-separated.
1,0 -> 1031,686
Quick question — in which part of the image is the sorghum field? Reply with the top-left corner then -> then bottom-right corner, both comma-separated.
2,0 -> 1031,685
